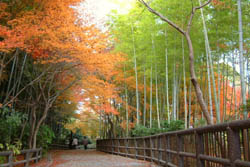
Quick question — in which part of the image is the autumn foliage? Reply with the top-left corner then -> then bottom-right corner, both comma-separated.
0,0 -> 126,140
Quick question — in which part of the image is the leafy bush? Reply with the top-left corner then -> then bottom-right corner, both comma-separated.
131,125 -> 151,137
131,120 -> 184,137
20,124 -> 55,150
240,98 -> 250,116
194,118 -> 206,127
0,107 -> 25,153
0,108 -> 23,144
53,127 -> 71,144
36,125 -> 55,150
161,120 -> 185,132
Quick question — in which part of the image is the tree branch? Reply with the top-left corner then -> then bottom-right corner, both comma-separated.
195,0 -> 212,10
186,9 -> 195,34
187,0 -> 212,34
138,0 -> 185,35
50,77 -> 80,104
2,66 -> 52,108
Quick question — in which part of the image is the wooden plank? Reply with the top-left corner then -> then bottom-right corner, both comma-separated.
227,127 -> 241,167
134,138 -> 138,159
177,134 -> 184,167
143,138 -> 146,161
195,132 -> 205,167
25,151 -> 30,167
8,152 -> 13,167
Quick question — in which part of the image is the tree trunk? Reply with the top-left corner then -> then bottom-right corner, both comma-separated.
182,37 -> 188,128
150,64 -> 153,128
188,80 -> 192,128
217,56 -> 221,121
222,54 -> 226,121
173,61 -> 177,121
185,33 -> 212,125
152,34 -> 160,128
199,0 -> 219,123
165,48 -> 170,124
143,66 -> 147,126
155,67 -> 160,128
237,0 -> 247,118
28,106 -> 37,149
176,73 -> 181,120
32,105 -> 50,149
131,25 -> 140,125
223,58 -> 229,121
139,0 -> 213,125
124,65 -> 129,136
206,52 -> 213,123
232,50 -> 238,119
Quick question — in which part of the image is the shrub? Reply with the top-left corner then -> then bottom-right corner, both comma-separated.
162,120 -> 185,132
131,125 -> 151,137
239,98 -> 250,116
131,120 -> 184,137
194,118 -> 206,127
36,125 -> 55,150
0,107 -> 24,154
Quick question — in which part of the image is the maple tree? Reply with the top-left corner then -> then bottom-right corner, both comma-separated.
0,0 -> 125,149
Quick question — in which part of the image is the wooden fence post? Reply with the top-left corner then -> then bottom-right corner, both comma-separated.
143,138 -> 146,161
165,135 -> 170,166
117,139 -> 120,154
150,137 -> 153,162
111,139 -> 114,154
177,134 -> 184,167
158,136 -> 162,164
227,127 -> 241,167
39,148 -> 42,161
243,129 -> 249,161
195,131 -> 205,167
25,151 -> 30,167
35,150 -> 39,163
8,152 -> 13,167
125,139 -> 128,157
134,138 -> 138,159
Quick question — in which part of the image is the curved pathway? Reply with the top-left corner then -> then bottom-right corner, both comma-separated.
32,149 -> 158,167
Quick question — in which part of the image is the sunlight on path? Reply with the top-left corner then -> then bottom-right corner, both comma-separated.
32,150 -> 158,167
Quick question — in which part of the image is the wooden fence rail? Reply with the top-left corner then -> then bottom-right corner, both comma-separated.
97,119 -> 250,167
0,148 -> 42,167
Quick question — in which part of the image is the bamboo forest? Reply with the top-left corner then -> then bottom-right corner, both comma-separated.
0,0 -> 249,166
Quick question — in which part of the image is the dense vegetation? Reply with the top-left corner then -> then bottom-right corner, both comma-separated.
0,0 -> 122,153
102,0 -> 249,138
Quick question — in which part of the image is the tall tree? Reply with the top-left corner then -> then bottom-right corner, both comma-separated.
237,0 -> 247,118
139,0 -> 213,124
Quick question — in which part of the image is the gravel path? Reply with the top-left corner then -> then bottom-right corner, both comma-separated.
32,149 -> 159,167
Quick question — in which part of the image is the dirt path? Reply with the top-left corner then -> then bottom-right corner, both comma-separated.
32,149 -> 159,167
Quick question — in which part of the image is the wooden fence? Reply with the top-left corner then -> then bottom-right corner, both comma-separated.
97,119 -> 250,167
0,148 -> 42,167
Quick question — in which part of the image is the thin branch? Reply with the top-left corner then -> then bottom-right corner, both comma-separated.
50,78 -> 80,104
195,0 -> 212,10
47,72 -> 56,98
138,0 -> 185,35
186,9 -> 195,34
2,66 -> 52,108
187,0 -> 212,34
